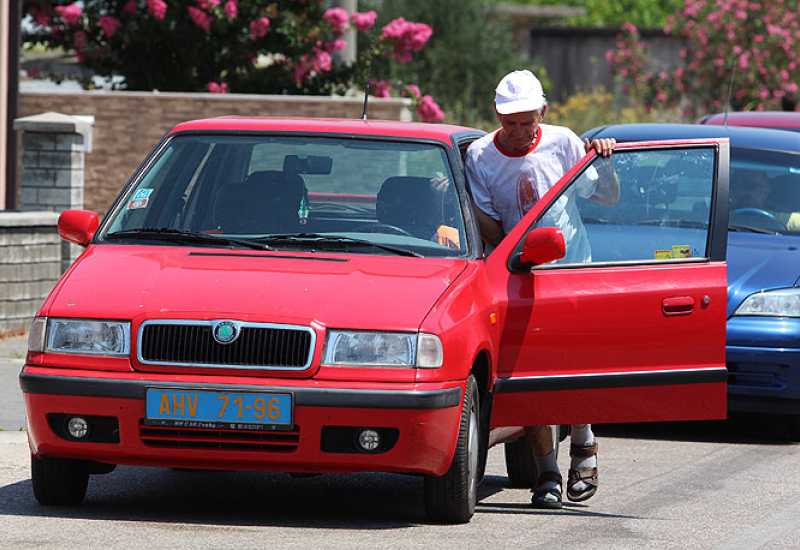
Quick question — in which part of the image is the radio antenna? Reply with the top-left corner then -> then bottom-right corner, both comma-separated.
361,80 -> 370,121
722,59 -> 737,127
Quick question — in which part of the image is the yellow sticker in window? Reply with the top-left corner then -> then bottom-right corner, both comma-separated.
672,245 -> 692,258
655,249 -> 673,260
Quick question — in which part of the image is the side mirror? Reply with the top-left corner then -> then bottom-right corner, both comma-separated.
510,227 -> 565,271
58,210 -> 99,247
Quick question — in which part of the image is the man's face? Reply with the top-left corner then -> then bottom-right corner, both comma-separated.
497,109 -> 543,150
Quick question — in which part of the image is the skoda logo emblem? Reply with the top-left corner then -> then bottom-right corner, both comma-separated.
212,321 -> 240,345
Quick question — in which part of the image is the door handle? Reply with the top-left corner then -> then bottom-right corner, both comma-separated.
662,296 -> 695,316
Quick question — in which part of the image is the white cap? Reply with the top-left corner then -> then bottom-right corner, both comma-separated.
494,70 -> 546,115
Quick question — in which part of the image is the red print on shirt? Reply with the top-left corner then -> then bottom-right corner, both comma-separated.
517,174 -> 539,215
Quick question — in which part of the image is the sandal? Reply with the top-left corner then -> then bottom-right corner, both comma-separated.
567,441 -> 598,502
531,471 -> 563,509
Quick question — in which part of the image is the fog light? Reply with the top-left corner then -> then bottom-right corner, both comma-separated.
67,417 -> 89,439
357,429 -> 380,451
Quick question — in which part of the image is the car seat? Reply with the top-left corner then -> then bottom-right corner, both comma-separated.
212,170 -> 306,234
376,176 -> 441,239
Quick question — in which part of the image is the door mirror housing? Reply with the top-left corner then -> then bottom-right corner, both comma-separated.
58,210 -> 99,246
510,227 -> 565,271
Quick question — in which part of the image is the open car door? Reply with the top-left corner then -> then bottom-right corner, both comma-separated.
489,139 -> 730,426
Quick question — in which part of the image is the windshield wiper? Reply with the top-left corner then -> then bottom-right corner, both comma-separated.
253,232 -> 423,257
728,224 -> 779,235
105,228 -> 272,250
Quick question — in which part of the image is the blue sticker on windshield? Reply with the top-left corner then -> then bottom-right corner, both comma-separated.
133,188 -> 154,201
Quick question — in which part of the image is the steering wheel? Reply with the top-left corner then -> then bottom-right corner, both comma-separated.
731,207 -> 784,231
733,207 -> 776,221
353,223 -> 414,237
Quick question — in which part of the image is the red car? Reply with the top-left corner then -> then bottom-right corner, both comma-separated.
698,111 -> 800,132
21,117 -> 731,523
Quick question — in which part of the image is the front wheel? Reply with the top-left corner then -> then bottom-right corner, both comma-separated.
424,375 -> 480,524
31,455 -> 89,506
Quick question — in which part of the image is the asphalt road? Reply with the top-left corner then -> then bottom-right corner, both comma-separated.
2,336 -> 798,549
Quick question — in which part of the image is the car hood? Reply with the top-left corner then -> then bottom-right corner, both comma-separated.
47,245 -> 468,330
727,232 -> 800,316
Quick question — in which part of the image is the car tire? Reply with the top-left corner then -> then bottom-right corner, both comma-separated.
476,390 -> 491,483
504,436 -> 538,488
31,455 -> 89,506
780,415 -> 800,442
424,375 -> 480,524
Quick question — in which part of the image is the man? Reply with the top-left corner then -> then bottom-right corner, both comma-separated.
465,69 -> 618,509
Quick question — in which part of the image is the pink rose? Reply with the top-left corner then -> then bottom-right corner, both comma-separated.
351,10 -> 377,32
250,17 -> 270,39
314,50 -> 332,72
321,39 -> 346,53
31,7 -> 51,26
188,6 -> 212,32
404,84 -> 421,98
323,7 -> 349,35
381,18 -> 433,63
99,16 -> 121,38
197,0 -> 221,10
207,81 -> 229,94
148,0 -> 167,21
224,0 -> 238,20
54,2 -> 82,26
416,95 -> 445,123
122,0 -> 138,15
370,80 -> 392,98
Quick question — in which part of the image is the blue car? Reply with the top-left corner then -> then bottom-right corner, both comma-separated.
583,124 -> 800,438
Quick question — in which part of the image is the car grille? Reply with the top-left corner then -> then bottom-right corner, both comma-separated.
138,321 -> 314,370
139,423 -> 300,453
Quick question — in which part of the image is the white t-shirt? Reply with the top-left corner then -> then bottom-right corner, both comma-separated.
465,123 -> 597,263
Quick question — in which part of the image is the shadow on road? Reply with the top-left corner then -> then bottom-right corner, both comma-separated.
0,468 -> 428,528
0,467 -> 513,528
594,412 -> 798,445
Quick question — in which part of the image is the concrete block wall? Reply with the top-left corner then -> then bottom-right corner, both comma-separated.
20,132 -> 85,211
19,91 -> 413,215
0,212 -> 61,337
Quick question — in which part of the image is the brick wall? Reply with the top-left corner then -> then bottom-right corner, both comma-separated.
19,91 -> 412,215
0,212 -> 61,337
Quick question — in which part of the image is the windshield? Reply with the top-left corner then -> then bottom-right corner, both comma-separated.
101,134 -> 467,257
727,148 -> 800,235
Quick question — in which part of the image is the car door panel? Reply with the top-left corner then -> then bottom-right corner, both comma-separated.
488,139 -> 730,427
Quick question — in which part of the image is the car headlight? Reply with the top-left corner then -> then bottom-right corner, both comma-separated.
734,288 -> 800,317
323,330 -> 443,368
44,318 -> 131,356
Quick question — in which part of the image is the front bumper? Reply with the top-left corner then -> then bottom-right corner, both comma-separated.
20,366 -> 463,476
726,316 -> 800,415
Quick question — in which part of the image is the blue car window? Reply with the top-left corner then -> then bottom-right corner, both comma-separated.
534,147 -> 715,265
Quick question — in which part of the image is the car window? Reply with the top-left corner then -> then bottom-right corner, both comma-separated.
533,147 -> 716,265
102,134 -> 466,257
728,148 -> 800,235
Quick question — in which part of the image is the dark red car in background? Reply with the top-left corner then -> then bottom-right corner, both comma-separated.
699,111 -> 800,132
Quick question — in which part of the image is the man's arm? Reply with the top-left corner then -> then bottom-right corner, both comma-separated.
473,205 -> 504,247
589,163 -> 620,206
584,138 -> 620,206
